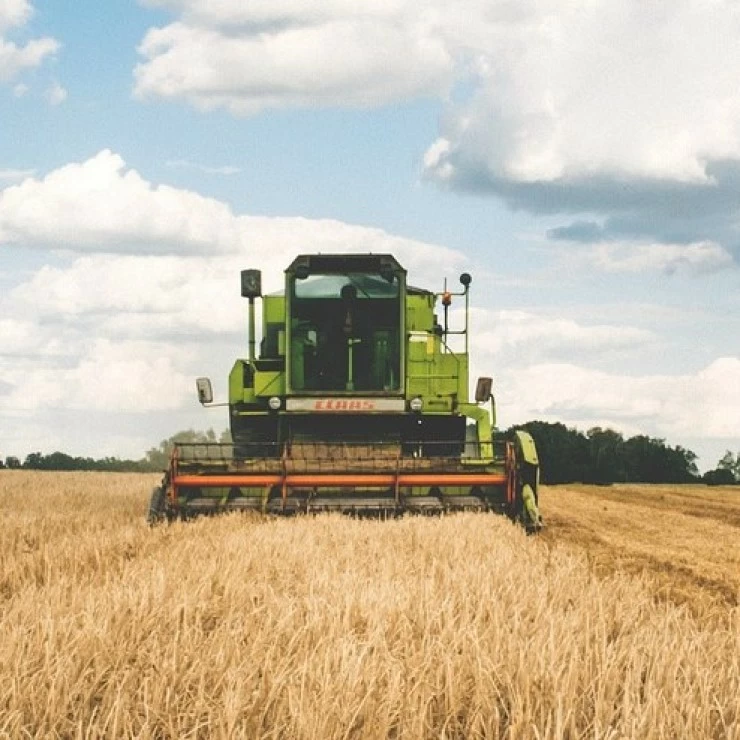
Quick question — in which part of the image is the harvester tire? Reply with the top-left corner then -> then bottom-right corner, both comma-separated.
147,485 -> 167,525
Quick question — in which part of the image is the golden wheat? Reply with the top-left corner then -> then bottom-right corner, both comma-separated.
1,472 -> 738,738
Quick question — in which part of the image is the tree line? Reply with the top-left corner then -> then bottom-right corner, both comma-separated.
508,421 -> 738,486
1,429 -> 231,474
2,422 -> 738,485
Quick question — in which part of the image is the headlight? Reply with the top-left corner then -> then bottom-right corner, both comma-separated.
409,397 -> 423,412
268,396 -> 281,411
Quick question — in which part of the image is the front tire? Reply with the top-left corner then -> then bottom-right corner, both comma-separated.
147,485 -> 167,525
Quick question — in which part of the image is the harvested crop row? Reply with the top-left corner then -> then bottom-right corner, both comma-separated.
540,484 -> 740,617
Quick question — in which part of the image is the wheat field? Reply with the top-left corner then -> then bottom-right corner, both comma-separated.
1,471 -> 738,738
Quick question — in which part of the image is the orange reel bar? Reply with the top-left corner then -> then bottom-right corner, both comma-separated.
173,472 -> 507,489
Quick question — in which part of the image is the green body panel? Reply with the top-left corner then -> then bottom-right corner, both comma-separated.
405,293 -> 468,405
405,293 -> 435,332
457,402 -> 493,462
228,360 -> 255,405
254,370 -> 283,397
263,294 -> 285,324
514,430 -> 539,466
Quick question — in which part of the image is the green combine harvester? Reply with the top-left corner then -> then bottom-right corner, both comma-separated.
149,254 -> 542,530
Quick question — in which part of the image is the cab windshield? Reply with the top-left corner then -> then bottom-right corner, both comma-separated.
290,272 -> 401,392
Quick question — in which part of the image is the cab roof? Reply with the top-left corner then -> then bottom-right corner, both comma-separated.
286,254 -> 405,275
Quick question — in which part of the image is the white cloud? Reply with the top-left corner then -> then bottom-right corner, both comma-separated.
131,2 -> 740,265
586,241 -> 734,275
470,308 -> 653,366
0,1 -> 59,83
497,358 -> 740,441
45,81 -> 67,106
0,151 -> 464,280
0,150 -> 245,254
0,167 -> 35,182
134,5 -> 453,113
1,150 -> 733,462
6,229 -> 461,342
70,340 -> 193,412
0,339 -> 193,413
0,36 -> 59,83
165,159 -> 241,176
12,82 -> 28,97
461,306 -> 739,460
140,0 -> 410,26
136,0 -> 740,189
8,254 -> 245,336
423,1 -> 740,185
0,318 -> 69,358
549,240 -> 735,276
0,0 -> 32,32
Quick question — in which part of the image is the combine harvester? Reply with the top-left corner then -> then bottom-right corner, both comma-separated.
149,254 -> 542,530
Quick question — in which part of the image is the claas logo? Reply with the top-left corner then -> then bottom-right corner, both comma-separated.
314,399 -> 375,411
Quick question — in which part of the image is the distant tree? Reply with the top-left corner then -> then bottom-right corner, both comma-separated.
5,456 -> 21,469
143,428 -> 225,470
702,468 -> 736,486
716,450 -> 740,482
16,450 -> 149,472
23,452 -> 44,469
507,422 -> 699,485
587,427 -> 626,484
621,435 -> 697,483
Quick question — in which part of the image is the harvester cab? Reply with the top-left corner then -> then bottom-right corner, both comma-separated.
149,254 -> 542,531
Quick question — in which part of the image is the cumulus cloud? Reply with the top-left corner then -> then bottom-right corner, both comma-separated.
498,358 -> 740,442
550,240 -> 735,276
5,231 -> 462,343
0,151 -> 463,275
136,0 -> 740,185
470,309 -> 653,366
165,159 -> 241,176
45,81 -> 67,106
0,0 -> 32,30
132,1 -> 740,264
420,2 -> 740,262
0,0 -> 59,83
7,254 -> 246,337
134,3 -> 453,113
0,167 -> 35,182
424,2 -> 740,185
0,150 -> 245,254
0,339 -> 193,413
586,242 -> 733,275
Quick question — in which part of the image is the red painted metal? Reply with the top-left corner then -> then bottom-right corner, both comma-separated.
505,442 -> 516,505
173,472 -> 507,488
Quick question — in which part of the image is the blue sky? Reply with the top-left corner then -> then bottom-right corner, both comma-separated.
1,0 -> 738,470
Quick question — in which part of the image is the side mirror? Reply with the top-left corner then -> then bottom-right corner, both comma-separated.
196,377 -> 214,405
475,376 -> 492,403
